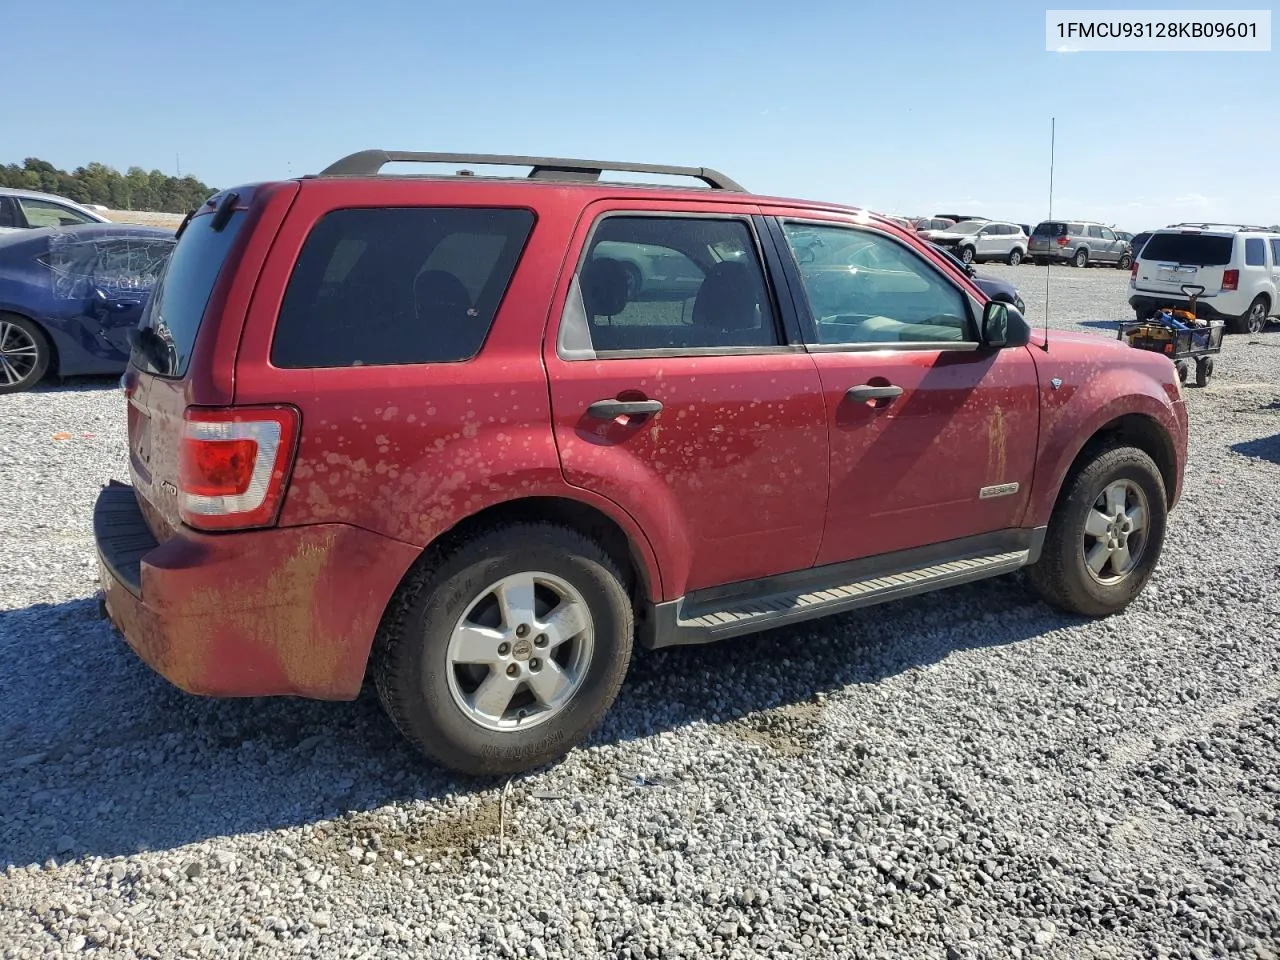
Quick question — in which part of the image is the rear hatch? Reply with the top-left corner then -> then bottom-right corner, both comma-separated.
125,194 -> 254,542
1029,221 -> 1067,254
1133,230 -> 1234,299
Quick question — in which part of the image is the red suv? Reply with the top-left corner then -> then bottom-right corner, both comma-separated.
94,150 -> 1188,775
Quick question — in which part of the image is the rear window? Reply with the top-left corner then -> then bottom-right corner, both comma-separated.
1139,232 -> 1233,266
1032,222 -> 1067,237
271,207 -> 534,368
136,210 -> 246,378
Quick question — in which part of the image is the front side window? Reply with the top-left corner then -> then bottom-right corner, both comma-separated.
573,216 -> 780,353
271,207 -> 535,368
1087,225 -> 1104,239
1245,237 -> 1265,266
18,198 -> 96,228
782,222 -> 970,345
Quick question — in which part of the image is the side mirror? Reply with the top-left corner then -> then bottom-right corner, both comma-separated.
982,299 -> 1031,348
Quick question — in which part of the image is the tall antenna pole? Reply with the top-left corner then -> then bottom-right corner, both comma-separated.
1043,117 -> 1055,352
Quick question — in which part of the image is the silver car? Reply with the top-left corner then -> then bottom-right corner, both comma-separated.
1028,220 -> 1133,268
0,188 -> 111,234
927,219 -> 1028,266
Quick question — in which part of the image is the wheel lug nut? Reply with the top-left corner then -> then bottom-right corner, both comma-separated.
497,642 -> 510,656
534,634 -> 548,647
516,624 -> 530,638
530,658 -> 541,671
506,664 -> 520,677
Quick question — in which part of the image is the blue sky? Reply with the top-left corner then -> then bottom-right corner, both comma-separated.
6,0 -> 1276,229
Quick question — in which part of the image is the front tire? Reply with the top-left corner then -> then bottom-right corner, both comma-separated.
373,523 -> 634,776
1007,249 -> 1023,266
0,314 -> 51,394
1118,252 -> 1133,270
1027,444 -> 1167,617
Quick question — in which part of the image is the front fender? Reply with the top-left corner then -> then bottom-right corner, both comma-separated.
1028,364 -> 1185,526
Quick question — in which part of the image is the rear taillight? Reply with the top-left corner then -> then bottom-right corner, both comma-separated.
179,405 -> 301,531
1221,269 -> 1239,292
1056,236 -> 1069,246
1131,260 -> 1139,280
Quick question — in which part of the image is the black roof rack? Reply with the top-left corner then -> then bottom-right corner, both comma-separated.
1166,221 -> 1272,232
315,150 -> 745,191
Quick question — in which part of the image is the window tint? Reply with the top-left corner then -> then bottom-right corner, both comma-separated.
782,223 -> 970,345
1245,237 -> 1265,266
1032,222 -> 1065,238
1271,239 -> 1280,266
18,198 -> 95,228
136,211 -> 246,378
1139,233 -> 1233,266
272,207 -> 535,368
574,217 -> 780,353
0,198 -> 18,228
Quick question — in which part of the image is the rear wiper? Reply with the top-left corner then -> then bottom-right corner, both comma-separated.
174,209 -> 196,241
127,326 -> 173,375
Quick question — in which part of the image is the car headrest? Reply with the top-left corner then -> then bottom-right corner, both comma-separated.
693,261 -> 765,331
581,257 -> 629,318
414,269 -> 473,320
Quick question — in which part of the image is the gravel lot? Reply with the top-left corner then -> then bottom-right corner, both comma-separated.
2,264 -> 1278,959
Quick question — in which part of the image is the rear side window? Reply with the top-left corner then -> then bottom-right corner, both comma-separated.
1139,232 -> 1233,266
271,207 -> 534,368
1245,237 -> 1265,266
1271,239 -> 1280,266
571,216 -> 780,354
138,211 -> 246,378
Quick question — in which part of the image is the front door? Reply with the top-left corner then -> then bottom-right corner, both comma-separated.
545,203 -> 830,599
766,215 -> 1040,566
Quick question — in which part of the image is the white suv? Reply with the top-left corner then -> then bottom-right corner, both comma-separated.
1129,223 -> 1280,334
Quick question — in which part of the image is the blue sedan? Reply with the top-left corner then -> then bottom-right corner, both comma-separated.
0,223 -> 175,393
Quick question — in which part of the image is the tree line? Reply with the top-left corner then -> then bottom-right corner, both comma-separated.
0,158 -> 216,214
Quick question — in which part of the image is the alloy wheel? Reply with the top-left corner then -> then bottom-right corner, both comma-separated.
444,571 -> 594,732
1081,479 -> 1150,584
0,320 -> 39,386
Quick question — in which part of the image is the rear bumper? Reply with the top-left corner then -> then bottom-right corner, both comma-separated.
94,482 -> 420,700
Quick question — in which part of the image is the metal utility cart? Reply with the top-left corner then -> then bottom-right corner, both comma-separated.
1116,283 -> 1225,387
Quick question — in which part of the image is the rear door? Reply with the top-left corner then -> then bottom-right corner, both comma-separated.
1097,226 -> 1119,263
764,213 -> 1039,565
1133,230 -> 1234,300
544,201 -> 829,599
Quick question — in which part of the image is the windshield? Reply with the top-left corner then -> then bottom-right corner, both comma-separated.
948,221 -> 985,235
1139,232 -> 1233,266
133,210 -> 245,378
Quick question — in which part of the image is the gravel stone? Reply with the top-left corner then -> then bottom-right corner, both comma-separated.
2,268 -> 1280,957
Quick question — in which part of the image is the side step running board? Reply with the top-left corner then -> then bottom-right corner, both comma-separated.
642,530 -> 1042,649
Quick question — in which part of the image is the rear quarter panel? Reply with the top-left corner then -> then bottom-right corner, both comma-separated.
231,180 -> 664,593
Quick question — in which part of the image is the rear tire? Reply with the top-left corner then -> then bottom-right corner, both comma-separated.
1175,360 -> 1189,384
1073,248 -> 1089,268
373,523 -> 634,776
0,314 -> 51,394
1230,295 -> 1269,335
959,246 -> 975,265
1027,444 -> 1167,617
1195,356 -> 1212,387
